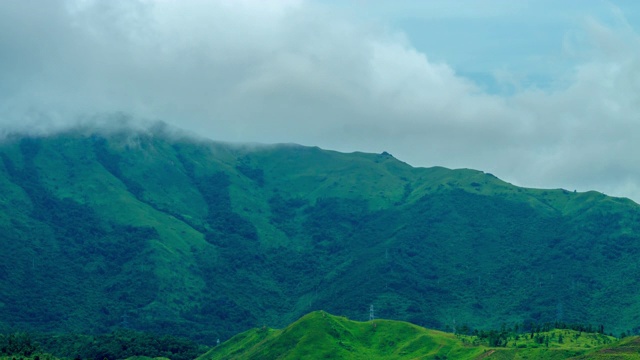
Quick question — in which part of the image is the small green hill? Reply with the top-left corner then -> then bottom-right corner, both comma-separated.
198,311 -> 630,360
197,311 -> 484,359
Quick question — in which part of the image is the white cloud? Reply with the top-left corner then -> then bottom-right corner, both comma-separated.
2,0 -> 640,202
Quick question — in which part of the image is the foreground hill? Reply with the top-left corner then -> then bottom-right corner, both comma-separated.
198,311 -> 483,359
2,126 -> 640,342
1,313 -> 631,359
198,311 -> 624,359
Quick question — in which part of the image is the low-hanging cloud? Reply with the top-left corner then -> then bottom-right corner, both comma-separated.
2,0 -> 640,202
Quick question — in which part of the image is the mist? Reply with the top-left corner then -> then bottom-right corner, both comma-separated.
2,0 -> 640,201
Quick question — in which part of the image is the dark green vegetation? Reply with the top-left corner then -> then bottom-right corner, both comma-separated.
1,313 -> 636,360
2,126 -> 640,345
0,329 -> 204,360
3,313 -> 640,360
199,311 -> 632,359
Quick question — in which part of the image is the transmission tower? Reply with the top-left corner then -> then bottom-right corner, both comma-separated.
369,304 -> 374,321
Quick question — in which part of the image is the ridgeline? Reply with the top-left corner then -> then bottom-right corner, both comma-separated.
1,126 -> 640,344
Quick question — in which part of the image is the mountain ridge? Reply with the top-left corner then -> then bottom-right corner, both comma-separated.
2,127 -> 640,343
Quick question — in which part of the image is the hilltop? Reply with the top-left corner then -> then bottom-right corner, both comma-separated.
198,311 -> 624,359
2,126 -> 640,342
198,311 -> 483,359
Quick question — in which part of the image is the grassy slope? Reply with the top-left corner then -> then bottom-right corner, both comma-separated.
198,312 -> 629,360
3,129 -> 640,342
198,311 -> 484,360
0,317 -> 633,360
472,329 -> 619,359
571,336 -> 640,359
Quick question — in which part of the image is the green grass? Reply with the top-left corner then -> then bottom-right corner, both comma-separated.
571,336 -> 640,359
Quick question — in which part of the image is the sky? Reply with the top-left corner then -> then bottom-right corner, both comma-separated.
2,0 -> 640,202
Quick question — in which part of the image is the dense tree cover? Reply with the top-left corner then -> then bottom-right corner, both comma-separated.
0,137 -> 159,334
0,332 -> 38,357
235,157 -> 265,187
0,330 -> 207,360
2,132 -> 640,345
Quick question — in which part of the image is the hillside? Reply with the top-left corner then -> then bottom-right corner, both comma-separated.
197,311 -> 483,359
2,126 -> 640,342
198,311 -> 623,359
1,313 -> 632,360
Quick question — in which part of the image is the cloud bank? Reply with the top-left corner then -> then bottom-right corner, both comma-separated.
1,0 -> 640,201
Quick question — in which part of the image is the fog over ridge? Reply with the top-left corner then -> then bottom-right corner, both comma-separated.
1,0 -> 640,202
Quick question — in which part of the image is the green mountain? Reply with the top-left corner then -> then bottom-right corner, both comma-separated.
198,311 -> 624,360
2,126 -> 640,343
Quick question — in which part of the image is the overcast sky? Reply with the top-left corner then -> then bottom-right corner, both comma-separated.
2,0 -> 640,202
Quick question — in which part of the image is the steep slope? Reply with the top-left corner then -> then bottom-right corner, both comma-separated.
2,127 -> 640,342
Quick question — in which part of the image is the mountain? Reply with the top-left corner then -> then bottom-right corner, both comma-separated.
1,126 -> 640,343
